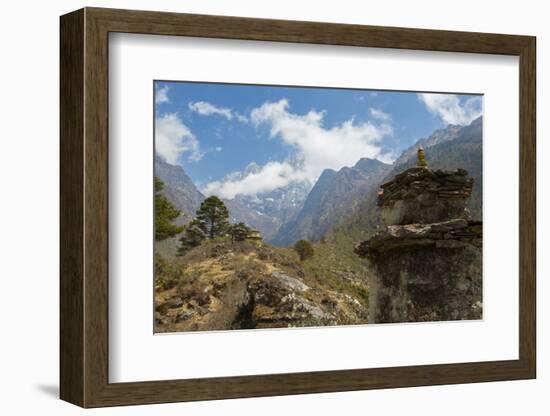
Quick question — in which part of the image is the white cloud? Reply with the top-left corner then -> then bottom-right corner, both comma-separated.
189,101 -> 232,119
188,101 -> 248,123
204,161 -> 301,199
418,93 -> 482,125
155,85 -> 170,104
215,146 -> 223,152
155,113 -> 203,165
204,99 -> 393,199
235,113 -> 249,123
369,107 -> 391,121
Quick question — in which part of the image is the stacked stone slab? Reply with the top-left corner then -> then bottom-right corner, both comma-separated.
355,152 -> 482,324
377,167 -> 474,225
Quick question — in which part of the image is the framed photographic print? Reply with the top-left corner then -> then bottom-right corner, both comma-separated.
60,7 -> 536,408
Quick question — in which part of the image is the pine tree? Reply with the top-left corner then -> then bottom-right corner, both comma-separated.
155,177 -> 183,241
293,239 -> 314,261
227,222 -> 251,242
196,196 -> 230,239
177,219 -> 205,255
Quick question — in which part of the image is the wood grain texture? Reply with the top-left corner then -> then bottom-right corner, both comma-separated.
88,7 -> 532,54
83,10 -> 110,406
518,38 -> 537,376
59,8 -> 84,406
59,7 -> 537,408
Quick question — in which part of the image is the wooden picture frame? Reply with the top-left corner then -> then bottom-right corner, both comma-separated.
60,7 -> 536,408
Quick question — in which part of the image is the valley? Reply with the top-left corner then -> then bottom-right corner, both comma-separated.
154,116 -> 483,331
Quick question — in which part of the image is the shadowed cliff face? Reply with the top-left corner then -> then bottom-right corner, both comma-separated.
356,164 -> 482,324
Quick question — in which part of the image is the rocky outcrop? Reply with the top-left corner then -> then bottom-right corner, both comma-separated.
355,153 -> 482,324
238,271 -> 334,329
155,241 -> 369,332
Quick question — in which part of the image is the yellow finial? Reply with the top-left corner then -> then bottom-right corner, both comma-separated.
417,146 -> 428,167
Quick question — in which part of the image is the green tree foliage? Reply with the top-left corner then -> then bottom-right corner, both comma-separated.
196,196 -> 230,239
155,176 -> 183,241
227,222 -> 251,242
177,219 -> 206,255
293,240 -> 314,261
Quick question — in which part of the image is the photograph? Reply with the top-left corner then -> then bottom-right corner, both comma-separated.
153,81 -> 483,333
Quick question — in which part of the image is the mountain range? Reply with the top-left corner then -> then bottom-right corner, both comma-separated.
270,158 -> 391,246
155,116 -> 482,249
384,116 -> 482,220
155,155 -> 203,225
155,156 -> 295,244
337,116 -> 482,243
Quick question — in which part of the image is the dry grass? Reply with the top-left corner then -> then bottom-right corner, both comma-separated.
154,238 -> 371,333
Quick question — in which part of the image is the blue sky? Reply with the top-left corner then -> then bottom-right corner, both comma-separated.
154,81 -> 482,199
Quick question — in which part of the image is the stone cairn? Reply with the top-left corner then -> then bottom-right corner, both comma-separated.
355,148 -> 482,323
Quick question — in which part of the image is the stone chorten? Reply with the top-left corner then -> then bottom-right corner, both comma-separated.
355,148 -> 482,323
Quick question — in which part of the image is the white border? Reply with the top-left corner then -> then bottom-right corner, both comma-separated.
109,33 -> 519,383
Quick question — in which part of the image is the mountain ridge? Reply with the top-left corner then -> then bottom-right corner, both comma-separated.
272,116 -> 482,246
270,157 -> 392,246
156,116 -> 482,250
337,116 -> 483,242
155,156 -> 284,254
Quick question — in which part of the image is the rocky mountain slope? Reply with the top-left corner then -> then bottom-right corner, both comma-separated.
155,155 -> 203,222
383,116 -> 482,220
337,117 -> 483,242
223,199 -> 281,241
155,156 -> 283,251
271,158 -> 392,246
232,183 -> 309,223
155,239 -> 370,332
156,117 -> 482,252
211,161 -> 312,230
392,124 -> 463,167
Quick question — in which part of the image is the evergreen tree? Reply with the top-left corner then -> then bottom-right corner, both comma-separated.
196,196 -> 230,239
155,176 -> 183,241
293,239 -> 314,261
177,219 -> 205,255
227,222 -> 251,242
